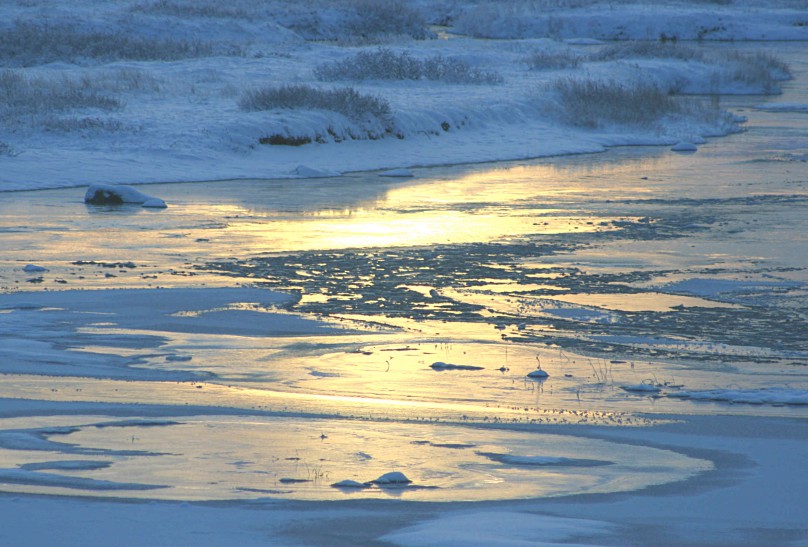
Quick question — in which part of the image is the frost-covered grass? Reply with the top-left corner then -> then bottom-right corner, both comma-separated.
271,0 -> 434,43
525,49 -> 581,70
239,84 -> 395,140
0,70 -> 122,117
452,0 -> 808,40
550,78 -> 724,128
314,48 -> 503,84
0,21 -> 212,66
130,0 -> 253,19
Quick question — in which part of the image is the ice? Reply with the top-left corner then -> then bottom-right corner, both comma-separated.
671,141 -> 698,152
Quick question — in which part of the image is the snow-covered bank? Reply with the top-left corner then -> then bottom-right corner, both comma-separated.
0,0 -> 800,191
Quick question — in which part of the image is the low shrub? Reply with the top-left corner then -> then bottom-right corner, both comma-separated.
344,0 -> 434,41
525,49 -> 581,70
551,78 -> 682,128
0,141 -> 16,156
314,48 -> 502,84
591,42 -> 707,62
239,84 -> 394,133
0,70 -> 122,117
130,0 -> 252,19
0,21 -> 212,66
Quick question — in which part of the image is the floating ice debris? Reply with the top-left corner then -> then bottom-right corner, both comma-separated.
290,165 -> 341,178
22,264 -> 47,273
371,471 -> 412,485
671,142 -> 698,152
477,452 -> 611,467
621,383 -> 662,394
379,168 -> 414,177
84,184 -> 167,208
564,37 -> 604,45
430,361 -> 484,371
754,103 -> 808,112
331,480 -> 369,489
142,198 -> 168,208
667,387 -> 808,406
527,369 -> 549,379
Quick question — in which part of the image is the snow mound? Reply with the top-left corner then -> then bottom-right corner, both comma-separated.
290,165 -> 342,178
84,184 -> 167,208
671,142 -> 698,152
379,168 -> 414,178
371,471 -> 412,485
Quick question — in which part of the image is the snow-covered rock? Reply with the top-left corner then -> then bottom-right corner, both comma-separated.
84,184 -> 167,208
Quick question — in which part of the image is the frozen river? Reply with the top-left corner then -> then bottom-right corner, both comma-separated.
0,43 -> 807,507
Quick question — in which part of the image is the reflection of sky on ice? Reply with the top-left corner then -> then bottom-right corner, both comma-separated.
0,415 -> 708,502
1,53 -> 807,504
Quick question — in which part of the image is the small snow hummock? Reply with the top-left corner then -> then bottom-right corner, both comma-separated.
379,168 -> 414,178
371,471 -> 412,485
671,142 -> 698,152
289,165 -> 342,178
22,264 -> 48,273
526,369 -> 549,379
84,184 -> 167,208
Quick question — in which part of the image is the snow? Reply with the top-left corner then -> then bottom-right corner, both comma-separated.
380,168 -> 415,178
671,141 -> 698,152
1,2 -> 807,545
84,184 -> 167,208
289,165 -> 342,178
0,2 -> 798,192
371,471 -> 412,485
382,511 -> 615,547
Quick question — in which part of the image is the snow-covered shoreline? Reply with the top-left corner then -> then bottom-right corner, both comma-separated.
1,1 -> 803,192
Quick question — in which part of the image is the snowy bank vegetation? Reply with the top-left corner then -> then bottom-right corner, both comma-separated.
0,21 -> 212,66
314,48 -> 503,84
239,84 -> 396,142
0,0 -> 804,187
452,0 -> 808,41
0,70 -> 118,113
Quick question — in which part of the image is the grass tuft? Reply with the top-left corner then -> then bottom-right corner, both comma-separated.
315,48 -> 502,84
0,21 -> 212,66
